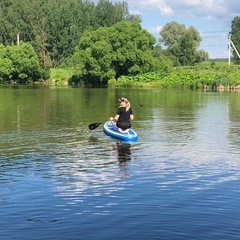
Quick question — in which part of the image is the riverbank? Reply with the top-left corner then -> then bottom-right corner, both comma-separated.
47,61 -> 240,90
108,62 -> 240,90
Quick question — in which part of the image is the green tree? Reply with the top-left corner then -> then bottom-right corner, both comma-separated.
0,0 -> 140,68
0,42 -> 48,83
0,0 -> 29,45
195,49 -> 209,63
46,0 -> 95,67
72,21 -> 156,85
159,21 -> 202,66
0,44 -> 14,81
93,0 -> 141,28
0,0 -> 51,67
231,16 -> 240,63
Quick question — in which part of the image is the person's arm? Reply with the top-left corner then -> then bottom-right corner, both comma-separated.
110,114 -> 119,121
130,108 -> 134,121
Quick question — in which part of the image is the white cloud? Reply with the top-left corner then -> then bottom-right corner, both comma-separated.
147,26 -> 163,36
158,5 -> 173,15
129,9 -> 141,16
94,0 -> 238,25
126,0 -> 237,24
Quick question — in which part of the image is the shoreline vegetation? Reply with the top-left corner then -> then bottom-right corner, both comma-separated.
2,61 -> 240,91
47,61 -> 240,91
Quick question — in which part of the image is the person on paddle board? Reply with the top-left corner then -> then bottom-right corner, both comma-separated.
109,97 -> 134,133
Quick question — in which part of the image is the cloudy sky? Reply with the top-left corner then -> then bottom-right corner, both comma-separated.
102,0 -> 240,59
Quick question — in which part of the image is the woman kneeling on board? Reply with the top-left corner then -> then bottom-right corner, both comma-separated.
109,97 -> 134,133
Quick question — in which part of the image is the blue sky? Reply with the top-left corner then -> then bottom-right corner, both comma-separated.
96,0 -> 240,59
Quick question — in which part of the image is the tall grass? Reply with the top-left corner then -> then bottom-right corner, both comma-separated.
50,68 -> 74,85
109,62 -> 240,89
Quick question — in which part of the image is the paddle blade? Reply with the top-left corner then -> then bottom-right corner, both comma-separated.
88,122 -> 102,130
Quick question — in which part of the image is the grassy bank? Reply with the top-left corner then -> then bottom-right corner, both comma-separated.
50,61 -> 240,90
49,68 -> 74,85
108,62 -> 240,90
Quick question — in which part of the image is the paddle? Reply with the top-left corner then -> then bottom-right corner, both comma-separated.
88,104 -> 142,131
89,122 -> 102,130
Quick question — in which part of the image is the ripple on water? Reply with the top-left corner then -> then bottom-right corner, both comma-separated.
2,111 -> 240,239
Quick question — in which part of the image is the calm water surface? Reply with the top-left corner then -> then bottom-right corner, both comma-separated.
1,86 -> 240,240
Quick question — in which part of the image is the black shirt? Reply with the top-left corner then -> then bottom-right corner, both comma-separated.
117,107 -> 133,123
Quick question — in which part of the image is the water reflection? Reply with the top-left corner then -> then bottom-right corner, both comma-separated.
115,142 -> 133,178
3,87 -> 240,240
116,142 -> 132,164
50,139 -> 130,200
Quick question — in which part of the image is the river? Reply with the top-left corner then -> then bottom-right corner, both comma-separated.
1,86 -> 240,239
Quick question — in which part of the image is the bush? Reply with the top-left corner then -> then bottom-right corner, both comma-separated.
0,42 -> 48,83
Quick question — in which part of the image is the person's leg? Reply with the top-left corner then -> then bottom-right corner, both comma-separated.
117,122 -> 131,132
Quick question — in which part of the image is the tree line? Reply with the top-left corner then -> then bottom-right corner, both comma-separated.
0,0 -> 139,68
0,0 -> 239,85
